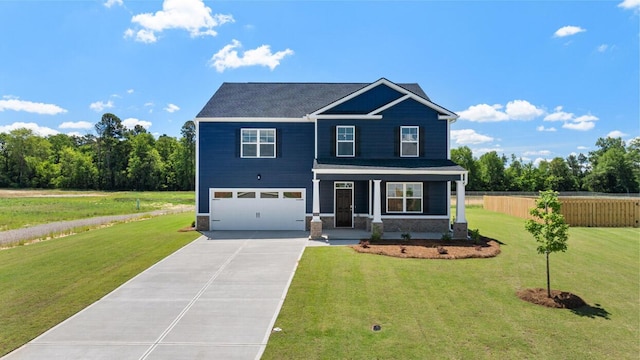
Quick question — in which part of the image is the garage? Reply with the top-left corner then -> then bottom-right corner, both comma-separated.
210,188 -> 306,230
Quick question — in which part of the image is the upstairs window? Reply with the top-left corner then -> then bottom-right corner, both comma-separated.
241,129 -> 276,158
336,126 -> 355,157
400,126 -> 419,157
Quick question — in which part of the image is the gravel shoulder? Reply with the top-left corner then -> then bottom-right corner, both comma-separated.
0,206 -> 193,246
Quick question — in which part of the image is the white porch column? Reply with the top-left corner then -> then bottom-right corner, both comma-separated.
312,179 -> 320,222
372,180 -> 382,223
310,179 -> 322,239
455,180 -> 466,223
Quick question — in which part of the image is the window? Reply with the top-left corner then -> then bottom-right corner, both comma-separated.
386,183 -> 422,213
336,126 -> 355,157
241,129 -> 275,158
237,191 -> 256,198
283,191 -> 302,199
213,191 -> 232,199
400,126 -> 419,157
260,191 -> 279,198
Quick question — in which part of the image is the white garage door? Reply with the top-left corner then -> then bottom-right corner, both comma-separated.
210,188 -> 306,230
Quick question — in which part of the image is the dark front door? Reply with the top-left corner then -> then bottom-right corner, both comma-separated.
335,188 -> 353,227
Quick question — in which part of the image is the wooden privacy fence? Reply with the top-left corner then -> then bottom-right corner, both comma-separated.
483,196 -> 640,228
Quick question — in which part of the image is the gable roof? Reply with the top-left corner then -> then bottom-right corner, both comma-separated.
196,80 -> 432,119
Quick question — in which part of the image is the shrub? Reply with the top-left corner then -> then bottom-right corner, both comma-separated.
370,225 -> 382,242
441,232 -> 452,241
401,232 -> 411,241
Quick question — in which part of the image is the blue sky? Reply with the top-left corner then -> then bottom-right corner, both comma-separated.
0,0 -> 638,165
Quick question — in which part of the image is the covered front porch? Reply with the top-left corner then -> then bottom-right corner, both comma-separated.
309,159 -> 469,240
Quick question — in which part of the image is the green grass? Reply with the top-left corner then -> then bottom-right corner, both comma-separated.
0,212 -> 200,356
263,208 -> 640,359
0,190 -> 194,231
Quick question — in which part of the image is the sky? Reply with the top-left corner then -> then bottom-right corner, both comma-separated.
0,0 -> 638,165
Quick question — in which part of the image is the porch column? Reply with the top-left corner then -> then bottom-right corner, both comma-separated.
453,180 -> 468,239
310,179 -> 322,239
455,180 -> 466,223
372,179 -> 383,234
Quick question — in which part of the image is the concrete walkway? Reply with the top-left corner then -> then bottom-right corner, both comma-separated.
3,232 -> 308,360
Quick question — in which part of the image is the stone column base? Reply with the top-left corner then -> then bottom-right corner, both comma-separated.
310,221 -> 323,239
371,222 -> 384,238
452,222 -> 468,240
196,216 -> 210,231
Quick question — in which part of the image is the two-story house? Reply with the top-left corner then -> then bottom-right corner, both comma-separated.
195,78 -> 469,238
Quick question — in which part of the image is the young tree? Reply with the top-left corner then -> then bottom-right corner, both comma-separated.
524,190 -> 569,298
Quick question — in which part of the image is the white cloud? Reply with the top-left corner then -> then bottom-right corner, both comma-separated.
451,129 -> 494,145
505,100 -> 544,120
104,0 -> 123,8
122,118 -> 152,129
618,0 -> 640,10
0,122 -> 59,136
574,114 -> 599,123
457,104 -> 509,122
210,39 -> 294,72
524,150 -> 552,156
563,121 -> 595,131
0,97 -> 67,115
544,106 -> 574,121
606,130 -> 628,138
127,0 -> 234,43
127,89 -> 134,94
536,125 -> 557,132
553,25 -> 586,38
457,100 -> 543,122
89,100 -> 114,112
164,103 -> 180,113
597,44 -> 609,53
533,157 -> 552,166
577,146 -> 589,150
59,121 -> 93,130
472,146 -> 503,156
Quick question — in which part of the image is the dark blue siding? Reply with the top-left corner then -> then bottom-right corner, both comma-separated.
197,121 -> 315,214
317,98 -> 447,160
322,84 -> 404,115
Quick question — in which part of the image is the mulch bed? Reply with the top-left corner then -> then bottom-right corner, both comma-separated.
350,236 -> 501,259
517,288 -> 587,309
178,226 -> 197,232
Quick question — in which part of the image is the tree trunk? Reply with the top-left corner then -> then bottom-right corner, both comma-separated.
546,251 -> 551,298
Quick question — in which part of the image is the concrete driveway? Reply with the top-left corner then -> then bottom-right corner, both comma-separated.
3,232 -> 308,360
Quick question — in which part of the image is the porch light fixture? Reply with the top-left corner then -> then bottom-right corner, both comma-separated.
257,174 -> 261,180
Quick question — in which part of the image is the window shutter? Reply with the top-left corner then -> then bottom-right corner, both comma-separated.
394,127 -> 400,157
419,126 -> 425,157
355,126 -> 361,157
236,129 -> 241,158
276,128 -> 282,158
330,126 -> 336,157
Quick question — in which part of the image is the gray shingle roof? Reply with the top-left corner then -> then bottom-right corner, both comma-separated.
196,81 -> 430,118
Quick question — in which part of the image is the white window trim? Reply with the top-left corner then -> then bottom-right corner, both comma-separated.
400,126 -> 419,157
386,182 -> 423,213
241,128 -> 276,158
336,125 -> 355,157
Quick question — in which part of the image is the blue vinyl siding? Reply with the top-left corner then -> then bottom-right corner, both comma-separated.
317,98 -> 447,159
322,84 -> 404,115
197,121 -> 315,214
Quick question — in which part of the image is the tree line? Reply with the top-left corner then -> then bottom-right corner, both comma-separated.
0,113 -> 195,191
1,114 -> 638,194
452,137 -> 640,193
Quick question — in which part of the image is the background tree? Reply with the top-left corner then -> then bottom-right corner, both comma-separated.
477,151 -> 507,191
173,121 -> 196,190
524,190 -> 569,298
95,113 -> 125,190
451,146 -> 479,190
585,137 -> 638,193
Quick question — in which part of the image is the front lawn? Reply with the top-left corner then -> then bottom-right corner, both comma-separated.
263,208 -> 639,359
0,212 -> 200,356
